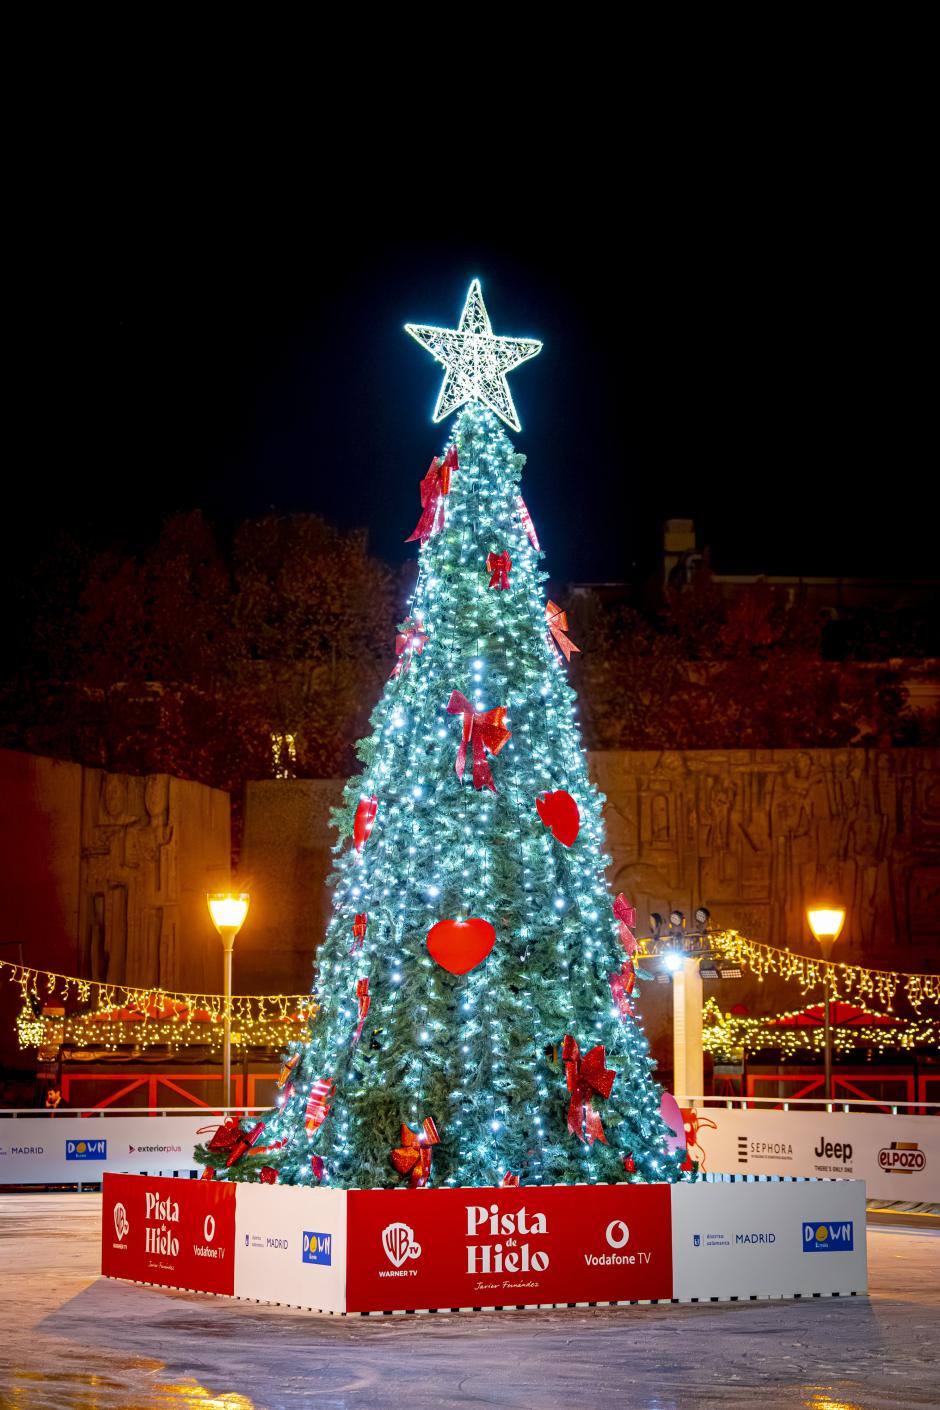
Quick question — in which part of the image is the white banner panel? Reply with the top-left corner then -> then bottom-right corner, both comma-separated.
689,1107 -> 939,1203
0,1116 -> 211,1182
672,1179 -> 868,1300
234,1184 -> 347,1314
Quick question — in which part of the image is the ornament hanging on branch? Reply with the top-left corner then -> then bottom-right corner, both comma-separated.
277,1053 -> 300,1089
535,789 -> 580,846
562,1036 -> 615,1146
353,796 -> 378,852
350,913 -> 368,953
517,494 -> 541,551
546,601 -> 580,662
305,1080 -> 335,1135
501,1170 -> 521,1187
486,550 -> 512,590
225,1122 -> 265,1168
623,1154 -> 636,1175
447,690 -> 511,792
311,1155 -> 325,1183
390,619 -> 428,679
613,894 -> 638,956
259,1166 -> 278,1184
405,449 -> 456,545
352,977 -> 370,1044
610,964 -> 636,1019
198,1115 -> 244,1153
390,1117 -> 440,1187
426,917 -> 496,975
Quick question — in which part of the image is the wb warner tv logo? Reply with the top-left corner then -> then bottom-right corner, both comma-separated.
803,1220 -> 854,1252
66,1139 -> 107,1161
301,1232 -> 332,1266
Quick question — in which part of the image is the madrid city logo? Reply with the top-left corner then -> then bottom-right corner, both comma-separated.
381,1222 -> 422,1270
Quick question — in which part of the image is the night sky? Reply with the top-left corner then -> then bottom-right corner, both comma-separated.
10,165 -> 928,592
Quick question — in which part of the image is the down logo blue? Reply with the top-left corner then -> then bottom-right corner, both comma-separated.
66,1139 -> 107,1161
302,1231 -> 332,1266
802,1220 -> 853,1252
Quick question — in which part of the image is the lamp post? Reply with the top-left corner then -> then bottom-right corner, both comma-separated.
207,893 -> 250,1110
807,905 -> 846,1103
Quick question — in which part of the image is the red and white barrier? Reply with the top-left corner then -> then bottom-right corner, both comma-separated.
102,1173 -> 867,1314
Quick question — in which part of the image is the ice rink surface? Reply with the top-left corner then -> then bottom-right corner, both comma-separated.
0,1194 -> 937,1410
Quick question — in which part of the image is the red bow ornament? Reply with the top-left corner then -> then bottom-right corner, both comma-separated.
562,1036 -> 615,1146
226,1121 -> 266,1168
305,1079 -> 335,1135
350,913 -> 368,953
546,601 -> 580,662
198,1115 -> 245,1153
390,619 -> 428,679
390,1117 -> 440,1187
405,448 -> 457,544
486,550 -> 512,590
517,494 -> 540,552
447,690 -> 511,792
352,977 -> 370,1045
613,893 -> 638,956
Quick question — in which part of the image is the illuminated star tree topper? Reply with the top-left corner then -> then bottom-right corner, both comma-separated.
405,278 -> 542,432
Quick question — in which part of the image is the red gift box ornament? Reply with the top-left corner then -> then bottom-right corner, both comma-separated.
350,912 -> 368,953
447,690 -> 511,792
390,619 -> 428,679
225,1121 -> 265,1168
562,1036 -> 615,1146
486,550 -> 512,590
305,1079 -> 335,1135
390,1117 -> 440,1188
546,600 -> 580,662
517,494 -> 540,552
613,893 -> 638,956
405,450 -> 456,545
352,977 -> 370,1045
353,796 -> 378,852
259,1165 -> 278,1184
535,789 -> 580,846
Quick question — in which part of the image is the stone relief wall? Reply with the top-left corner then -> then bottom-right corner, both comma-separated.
592,749 -> 940,965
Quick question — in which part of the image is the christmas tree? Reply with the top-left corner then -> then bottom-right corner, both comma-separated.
197,281 -> 682,1189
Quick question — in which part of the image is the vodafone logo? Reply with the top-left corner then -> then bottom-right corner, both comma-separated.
113,1202 -> 129,1242
605,1220 -> 630,1249
204,1215 -> 216,1243
382,1222 -> 422,1269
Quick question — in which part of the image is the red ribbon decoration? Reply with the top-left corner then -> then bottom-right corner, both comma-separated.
354,796 -> 378,852
305,1080 -> 335,1135
252,1136 -> 288,1156
350,913 -> 367,953
311,1155 -> 325,1182
198,1115 -> 244,1152
486,550 -> 512,590
447,690 -> 511,793
277,1053 -> 300,1089
609,964 -> 636,1019
225,1122 -> 265,1167
390,620 -> 428,679
517,494 -> 540,552
352,977 -> 370,1045
405,449 -> 456,544
562,1036 -> 615,1146
613,893 -> 638,955
546,601 -> 580,662
501,1171 -> 520,1187
390,1117 -> 440,1187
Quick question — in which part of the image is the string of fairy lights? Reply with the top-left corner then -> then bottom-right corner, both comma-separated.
701,997 -> 940,1061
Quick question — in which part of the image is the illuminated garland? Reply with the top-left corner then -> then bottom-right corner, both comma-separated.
1,959 -> 317,1052
707,930 -> 940,1013
701,997 -> 940,1060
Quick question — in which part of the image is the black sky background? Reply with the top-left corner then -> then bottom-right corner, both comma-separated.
7,95 -> 932,605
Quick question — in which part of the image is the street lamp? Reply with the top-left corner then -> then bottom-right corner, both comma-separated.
807,905 -> 846,1103
207,893 -> 250,1109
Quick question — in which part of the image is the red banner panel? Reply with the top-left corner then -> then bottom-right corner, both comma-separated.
101,1173 -> 235,1295
346,1183 -> 672,1312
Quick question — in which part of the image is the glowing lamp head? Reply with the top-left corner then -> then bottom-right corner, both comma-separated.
207,893 -> 250,937
662,951 -> 683,974
807,906 -> 846,954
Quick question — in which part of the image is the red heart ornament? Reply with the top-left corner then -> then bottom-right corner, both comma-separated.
426,918 -> 496,975
535,789 -> 580,846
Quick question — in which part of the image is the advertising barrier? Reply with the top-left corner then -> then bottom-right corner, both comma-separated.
102,1174 -> 868,1314
687,1107 -> 938,1204
0,1115 -> 213,1183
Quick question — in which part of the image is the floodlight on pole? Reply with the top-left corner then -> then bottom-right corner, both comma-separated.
807,904 -> 846,1102
207,893 -> 250,1109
